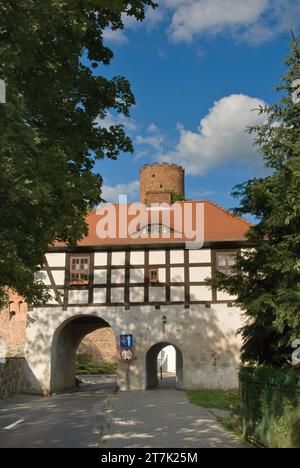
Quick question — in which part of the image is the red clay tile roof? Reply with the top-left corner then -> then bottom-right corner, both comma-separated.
59,200 -> 251,247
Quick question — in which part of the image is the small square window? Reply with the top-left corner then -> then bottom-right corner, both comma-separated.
216,252 -> 237,276
70,256 -> 90,285
149,268 -> 159,284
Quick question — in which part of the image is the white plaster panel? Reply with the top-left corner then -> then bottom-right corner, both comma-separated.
130,287 -> 144,303
51,270 -> 65,286
170,250 -> 184,264
111,269 -> 125,284
189,249 -> 211,264
149,287 -> 166,302
68,290 -> 89,304
149,250 -> 166,265
189,267 -> 212,282
170,267 -> 185,283
158,268 -> 166,283
190,285 -> 212,301
130,269 -> 144,283
94,252 -> 107,266
112,252 -> 126,266
45,253 -> 66,268
130,251 -> 145,266
111,288 -> 124,303
171,286 -> 185,302
94,288 -> 107,303
94,270 -> 107,284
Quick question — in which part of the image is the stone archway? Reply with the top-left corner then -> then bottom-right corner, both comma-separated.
145,342 -> 183,390
50,315 -> 116,393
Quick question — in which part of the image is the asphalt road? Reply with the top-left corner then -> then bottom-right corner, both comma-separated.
0,376 -> 117,448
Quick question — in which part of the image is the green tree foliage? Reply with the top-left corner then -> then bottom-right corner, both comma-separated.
0,0 -> 156,306
171,192 -> 186,203
212,35 -> 300,367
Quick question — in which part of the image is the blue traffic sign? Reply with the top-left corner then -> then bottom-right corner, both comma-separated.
120,334 -> 134,349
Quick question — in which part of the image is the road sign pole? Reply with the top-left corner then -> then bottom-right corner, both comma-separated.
126,362 -> 130,391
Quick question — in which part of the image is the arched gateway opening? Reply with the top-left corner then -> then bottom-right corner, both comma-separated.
146,342 -> 183,390
50,315 -> 117,393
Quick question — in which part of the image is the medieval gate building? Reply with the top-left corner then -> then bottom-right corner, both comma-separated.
23,164 -> 250,395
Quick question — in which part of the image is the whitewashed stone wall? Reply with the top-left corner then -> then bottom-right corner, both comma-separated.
24,303 -> 243,394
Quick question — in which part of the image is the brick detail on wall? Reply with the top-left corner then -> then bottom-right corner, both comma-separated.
146,192 -> 172,206
77,328 -> 117,364
0,290 -> 27,357
140,163 -> 185,205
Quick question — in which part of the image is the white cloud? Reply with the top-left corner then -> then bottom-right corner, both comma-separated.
147,123 -> 160,133
159,0 -> 300,44
136,134 -> 162,150
136,123 -> 163,150
102,1 -> 300,46
96,111 -> 137,132
102,15 -> 140,45
160,94 -> 267,175
103,8 -> 165,45
103,28 -> 128,44
145,5 -> 166,28
158,49 -> 168,59
167,0 -> 268,42
133,150 -> 150,162
238,23 -> 275,45
102,180 -> 140,203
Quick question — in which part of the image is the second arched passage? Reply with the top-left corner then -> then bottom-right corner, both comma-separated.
50,315 -> 116,393
145,342 -> 183,390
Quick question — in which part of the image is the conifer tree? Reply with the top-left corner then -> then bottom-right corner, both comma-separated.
212,34 -> 300,367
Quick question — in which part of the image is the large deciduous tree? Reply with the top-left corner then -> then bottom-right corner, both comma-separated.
0,0 -> 156,306
212,35 -> 300,367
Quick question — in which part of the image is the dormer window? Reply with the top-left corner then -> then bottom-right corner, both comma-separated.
139,224 -> 173,235
70,256 -> 90,285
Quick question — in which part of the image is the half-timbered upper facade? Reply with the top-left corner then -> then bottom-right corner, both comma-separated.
36,199 -> 250,310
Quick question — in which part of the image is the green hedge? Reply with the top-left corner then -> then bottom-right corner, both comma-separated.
76,361 -> 118,375
240,367 -> 300,448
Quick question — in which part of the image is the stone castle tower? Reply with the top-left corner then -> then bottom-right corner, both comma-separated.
140,163 -> 185,205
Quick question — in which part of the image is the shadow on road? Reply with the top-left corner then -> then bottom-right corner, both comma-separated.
0,374 -> 117,448
57,374 -> 118,396
153,374 -> 178,390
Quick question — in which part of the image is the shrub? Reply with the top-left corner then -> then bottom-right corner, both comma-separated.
240,367 -> 300,448
75,361 -> 118,375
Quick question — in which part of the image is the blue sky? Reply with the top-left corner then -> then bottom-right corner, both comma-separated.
90,0 -> 299,211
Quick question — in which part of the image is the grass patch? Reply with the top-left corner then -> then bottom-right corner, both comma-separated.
186,389 -> 241,415
218,417 -> 244,441
187,389 -> 246,443
76,361 -> 118,375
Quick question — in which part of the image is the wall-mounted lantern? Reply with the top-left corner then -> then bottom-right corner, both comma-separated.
162,315 -> 167,334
